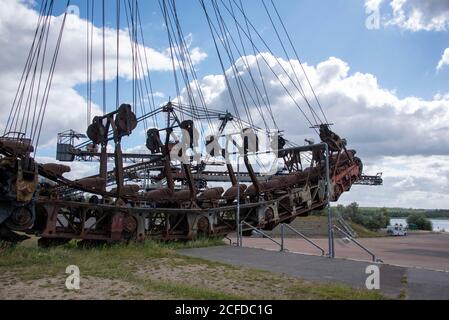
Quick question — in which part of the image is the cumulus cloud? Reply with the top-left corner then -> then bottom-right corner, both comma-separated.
437,47 -> 449,70
365,0 -> 383,12
339,156 -> 449,209
367,0 -> 449,31
187,53 -> 449,158
387,0 -> 449,31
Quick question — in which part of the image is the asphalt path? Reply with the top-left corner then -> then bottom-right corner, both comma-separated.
180,246 -> 449,300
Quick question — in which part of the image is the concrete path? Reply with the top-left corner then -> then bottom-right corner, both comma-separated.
179,246 -> 449,300
229,233 -> 449,272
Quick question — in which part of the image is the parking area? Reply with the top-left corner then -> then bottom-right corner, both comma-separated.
229,233 -> 449,271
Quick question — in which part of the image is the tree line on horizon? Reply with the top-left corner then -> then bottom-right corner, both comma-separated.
314,203 -> 436,232
358,207 -> 449,219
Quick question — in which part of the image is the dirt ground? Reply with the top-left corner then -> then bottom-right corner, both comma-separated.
134,257 -> 297,299
0,273 -> 171,300
232,233 -> 449,271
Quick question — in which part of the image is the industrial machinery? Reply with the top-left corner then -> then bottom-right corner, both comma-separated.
0,0 -> 381,246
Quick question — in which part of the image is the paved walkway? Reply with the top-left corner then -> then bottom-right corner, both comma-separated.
230,233 -> 449,272
179,246 -> 449,300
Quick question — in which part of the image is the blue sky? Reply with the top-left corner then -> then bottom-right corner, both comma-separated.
51,0 -> 449,101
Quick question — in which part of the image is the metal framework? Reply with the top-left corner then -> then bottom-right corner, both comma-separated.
0,103 -> 372,245
0,0 -> 383,246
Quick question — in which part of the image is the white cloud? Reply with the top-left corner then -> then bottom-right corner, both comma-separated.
388,0 -> 449,31
365,0 -> 383,12
339,156 -> 449,209
151,91 -> 166,98
188,53 -> 449,158
437,47 -> 449,70
367,0 -> 449,31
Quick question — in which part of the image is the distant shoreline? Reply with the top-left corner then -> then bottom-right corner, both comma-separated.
356,207 -> 449,220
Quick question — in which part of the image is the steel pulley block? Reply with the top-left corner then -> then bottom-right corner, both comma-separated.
180,120 -> 199,148
115,104 -> 137,136
146,128 -> 163,154
87,117 -> 107,145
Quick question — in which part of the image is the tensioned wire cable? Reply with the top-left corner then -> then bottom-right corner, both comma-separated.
168,0 -> 215,133
6,0 -> 326,162
34,0 -> 73,155
268,0 -> 329,125
218,0 -> 322,133
228,0 -> 277,132
199,0 -> 244,132
261,0 -> 322,126
161,0 -> 218,140
209,0 -> 256,129
236,0 -> 278,131
22,0 -> 54,137
124,0 -> 148,130
210,0 -> 274,132
5,0 -> 52,138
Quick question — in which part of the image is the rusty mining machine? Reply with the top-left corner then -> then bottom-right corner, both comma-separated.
0,0 -> 381,246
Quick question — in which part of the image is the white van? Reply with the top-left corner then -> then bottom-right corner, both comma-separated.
387,224 -> 407,236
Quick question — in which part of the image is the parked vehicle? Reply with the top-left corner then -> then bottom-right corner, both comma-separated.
387,224 -> 408,236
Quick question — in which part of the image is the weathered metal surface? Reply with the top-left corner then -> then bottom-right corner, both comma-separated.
0,138 -> 34,156
198,187 -> 225,201
42,163 -> 71,177
75,178 -> 106,191
110,184 -> 140,196
223,184 -> 247,200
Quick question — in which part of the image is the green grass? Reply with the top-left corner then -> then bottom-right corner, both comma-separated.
0,239 -> 388,300
348,222 -> 385,238
271,216 -> 385,238
287,282 -> 385,300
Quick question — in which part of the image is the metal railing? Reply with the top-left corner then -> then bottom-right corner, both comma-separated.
224,236 -> 233,246
234,222 -> 381,263
333,225 -> 382,263
240,221 -> 283,250
280,223 -> 326,256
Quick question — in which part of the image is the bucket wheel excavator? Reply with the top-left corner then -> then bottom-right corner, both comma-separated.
0,0 -> 381,245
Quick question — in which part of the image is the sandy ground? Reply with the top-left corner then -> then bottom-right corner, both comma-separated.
0,273 -> 170,300
230,233 -> 449,271
0,255 -> 314,300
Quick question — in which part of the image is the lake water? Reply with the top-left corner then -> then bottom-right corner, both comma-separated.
390,218 -> 449,233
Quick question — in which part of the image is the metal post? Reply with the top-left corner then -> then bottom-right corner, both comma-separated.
241,221 -> 283,250
282,223 -> 326,256
333,225 -> 379,262
236,159 -> 241,247
281,223 -> 285,252
325,143 -> 335,258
